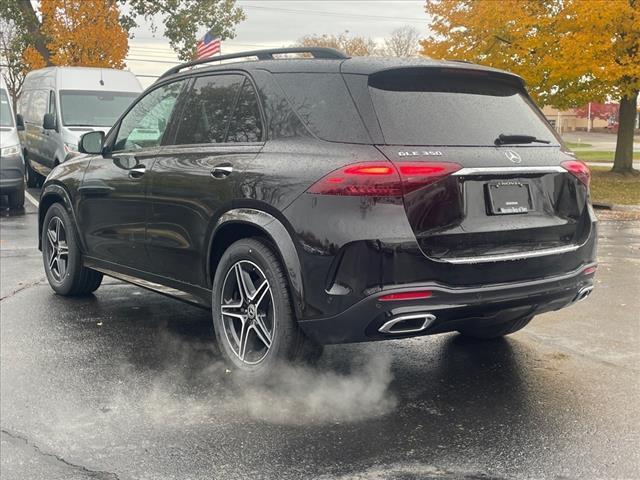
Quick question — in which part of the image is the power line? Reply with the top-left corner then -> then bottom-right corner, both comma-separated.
240,3 -> 427,23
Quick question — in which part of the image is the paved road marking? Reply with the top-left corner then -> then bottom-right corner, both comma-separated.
25,191 -> 39,208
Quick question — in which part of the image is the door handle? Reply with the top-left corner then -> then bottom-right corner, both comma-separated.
211,164 -> 233,179
129,165 -> 146,178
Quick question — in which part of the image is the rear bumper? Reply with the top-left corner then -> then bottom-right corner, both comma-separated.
298,263 -> 597,344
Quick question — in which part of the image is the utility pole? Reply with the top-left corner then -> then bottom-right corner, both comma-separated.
587,102 -> 592,132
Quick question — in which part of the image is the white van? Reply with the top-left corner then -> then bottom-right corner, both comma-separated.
17,67 -> 142,186
0,76 -> 25,207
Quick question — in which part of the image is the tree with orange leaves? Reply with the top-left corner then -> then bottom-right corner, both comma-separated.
37,0 -> 128,68
421,0 -> 639,174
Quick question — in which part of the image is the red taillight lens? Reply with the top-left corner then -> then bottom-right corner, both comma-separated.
307,161 -> 462,196
583,265 -> 597,275
561,160 -> 591,187
378,290 -> 433,302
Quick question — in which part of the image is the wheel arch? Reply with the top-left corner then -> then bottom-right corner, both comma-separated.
207,208 -> 305,317
38,183 -> 81,252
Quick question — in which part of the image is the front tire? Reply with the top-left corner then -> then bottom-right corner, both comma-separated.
42,203 -> 103,296
457,315 -> 533,340
212,238 -> 321,377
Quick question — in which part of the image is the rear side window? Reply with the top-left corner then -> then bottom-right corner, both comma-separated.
369,69 -> 557,146
174,74 -> 244,145
226,79 -> 263,142
274,73 -> 370,143
0,89 -> 13,127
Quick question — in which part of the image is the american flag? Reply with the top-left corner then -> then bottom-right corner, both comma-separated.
196,32 -> 221,59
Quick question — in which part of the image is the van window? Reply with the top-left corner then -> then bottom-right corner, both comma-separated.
60,90 -> 139,127
18,91 -> 31,122
274,73 -> 370,143
173,74 -> 244,145
368,70 -> 557,146
0,90 -> 13,127
113,80 -> 186,152
30,90 -> 48,124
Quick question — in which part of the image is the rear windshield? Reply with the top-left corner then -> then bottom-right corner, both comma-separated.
369,70 -> 557,146
274,73 -> 370,143
60,90 -> 139,127
0,89 -> 13,128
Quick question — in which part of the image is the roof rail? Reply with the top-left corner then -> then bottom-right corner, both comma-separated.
160,47 -> 349,79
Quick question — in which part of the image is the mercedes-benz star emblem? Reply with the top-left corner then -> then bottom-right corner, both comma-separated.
504,150 -> 522,164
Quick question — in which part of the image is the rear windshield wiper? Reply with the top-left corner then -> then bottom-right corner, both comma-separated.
495,133 -> 551,145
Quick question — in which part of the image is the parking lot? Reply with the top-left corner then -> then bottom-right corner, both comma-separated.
1,191 -> 639,480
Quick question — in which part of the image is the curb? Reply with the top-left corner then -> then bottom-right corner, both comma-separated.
593,202 -> 640,212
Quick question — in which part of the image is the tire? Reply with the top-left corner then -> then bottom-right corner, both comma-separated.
8,187 -> 25,208
457,315 -> 533,340
25,154 -> 41,188
42,202 -> 103,296
212,237 -> 322,378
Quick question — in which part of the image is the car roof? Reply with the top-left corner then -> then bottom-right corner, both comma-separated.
161,55 -> 523,84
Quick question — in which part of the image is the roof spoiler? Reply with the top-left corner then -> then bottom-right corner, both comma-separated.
159,47 -> 349,79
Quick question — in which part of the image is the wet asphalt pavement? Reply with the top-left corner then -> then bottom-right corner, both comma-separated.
1,192 -> 639,480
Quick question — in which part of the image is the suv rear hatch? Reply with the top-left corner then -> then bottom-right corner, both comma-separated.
367,67 -> 592,263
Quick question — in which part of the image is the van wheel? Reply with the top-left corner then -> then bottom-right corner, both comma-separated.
212,238 -> 322,378
25,155 -> 40,188
42,203 -> 103,296
457,315 -> 533,340
8,188 -> 25,208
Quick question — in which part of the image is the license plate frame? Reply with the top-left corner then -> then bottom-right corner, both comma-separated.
486,180 -> 532,215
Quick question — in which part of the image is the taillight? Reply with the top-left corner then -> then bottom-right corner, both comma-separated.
307,161 -> 462,196
561,160 -> 591,187
378,290 -> 433,302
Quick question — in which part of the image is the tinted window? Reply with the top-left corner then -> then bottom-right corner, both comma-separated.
226,79 -> 263,143
369,70 -> 556,146
113,81 -> 185,152
60,90 -> 139,127
174,74 -> 244,145
274,73 -> 370,143
0,89 -> 13,127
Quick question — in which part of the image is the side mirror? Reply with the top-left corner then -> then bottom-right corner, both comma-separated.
43,112 -> 56,130
16,114 -> 25,131
79,131 -> 105,154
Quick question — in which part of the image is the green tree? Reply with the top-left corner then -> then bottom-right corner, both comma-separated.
421,0 -> 639,174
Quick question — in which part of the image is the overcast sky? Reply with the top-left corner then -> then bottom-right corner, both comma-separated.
126,0 -> 428,86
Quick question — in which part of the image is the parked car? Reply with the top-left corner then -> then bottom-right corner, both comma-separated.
17,67 -> 142,187
37,48 -> 597,377
0,77 -> 25,208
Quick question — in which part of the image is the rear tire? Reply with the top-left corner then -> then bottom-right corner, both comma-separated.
42,202 -> 103,296
8,187 -> 25,208
457,315 -> 533,340
212,237 -> 322,378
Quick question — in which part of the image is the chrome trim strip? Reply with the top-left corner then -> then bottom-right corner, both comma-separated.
378,313 -> 437,334
440,244 -> 580,264
453,166 -> 566,176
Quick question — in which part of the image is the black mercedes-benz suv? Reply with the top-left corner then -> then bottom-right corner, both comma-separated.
38,48 -> 597,375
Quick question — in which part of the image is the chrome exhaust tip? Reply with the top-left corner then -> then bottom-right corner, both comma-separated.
574,286 -> 594,303
378,313 -> 436,334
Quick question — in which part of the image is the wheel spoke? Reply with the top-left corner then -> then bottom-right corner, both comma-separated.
250,280 -> 269,305
253,315 -> 272,348
237,322 -> 250,361
221,303 -> 246,320
57,242 -> 69,257
47,228 -> 57,249
48,253 -> 57,270
55,218 -> 61,244
234,263 -> 251,302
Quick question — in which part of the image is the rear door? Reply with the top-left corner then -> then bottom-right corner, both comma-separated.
77,79 -> 188,271
362,68 -> 591,271
145,73 -> 265,287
